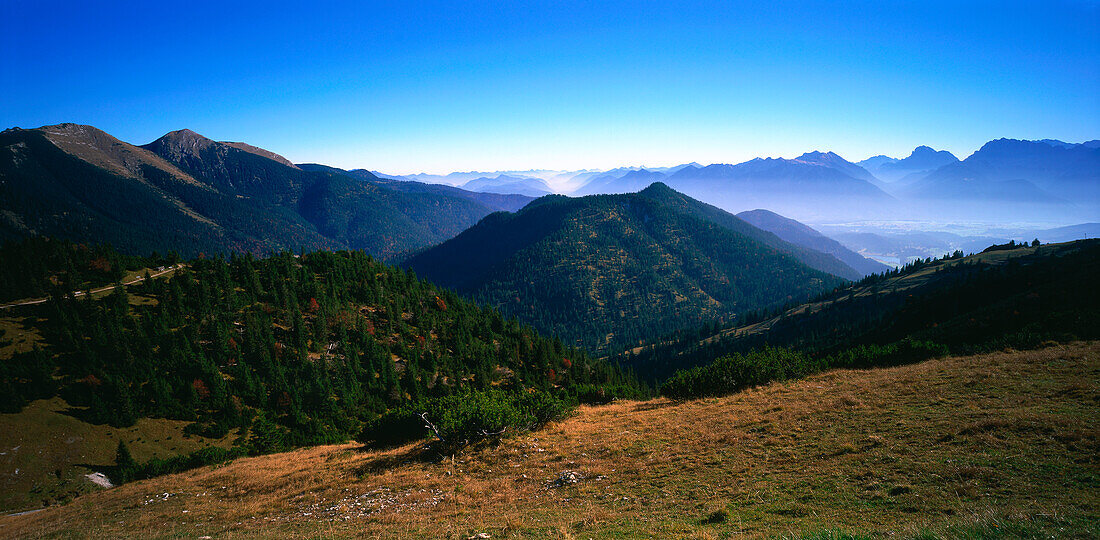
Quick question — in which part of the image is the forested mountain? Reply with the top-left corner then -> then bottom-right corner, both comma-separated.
736,209 -> 891,276
0,124 -> 273,255
620,239 -> 1100,382
0,241 -> 641,487
220,141 -> 300,169
405,183 -> 846,353
141,129 -> 507,260
0,124 -> 523,260
635,184 -> 864,280
0,237 -> 174,303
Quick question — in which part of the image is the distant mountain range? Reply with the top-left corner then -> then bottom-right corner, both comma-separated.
2,121 -> 1096,263
858,146 -> 959,183
899,138 -> 1100,206
380,137 -> 1097,223
662,156 -> 896,220
461,174 -> 553,197
0,124 -> 531,259
405,183 -> 849,353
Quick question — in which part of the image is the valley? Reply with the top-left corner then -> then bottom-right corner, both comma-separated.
1,123 -> 1097,538
2,342 -> 1096,538
4,4 -> 1098,538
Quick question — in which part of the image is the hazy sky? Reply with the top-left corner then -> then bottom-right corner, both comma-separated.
3,1 -> 1097,174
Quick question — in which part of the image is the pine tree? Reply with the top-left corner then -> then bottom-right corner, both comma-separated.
114,440 -> 137,483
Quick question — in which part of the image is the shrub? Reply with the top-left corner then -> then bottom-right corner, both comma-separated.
572,382 -> 650,404
358,389 -> 571,452
825,339 -> 947,370
661,340 -> 951,401
358,407 -> 425,449
661,347 -> 811,399
132,446 -> 247,481
183,420 -> 230,439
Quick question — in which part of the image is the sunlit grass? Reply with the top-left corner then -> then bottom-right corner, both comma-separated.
2,342 -> 1096,538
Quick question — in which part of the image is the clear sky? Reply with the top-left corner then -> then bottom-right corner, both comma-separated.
2,1 -> 1097,174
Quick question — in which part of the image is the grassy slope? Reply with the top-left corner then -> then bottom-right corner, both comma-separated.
1,342 -> 1096,538
0,265 -> 201,512
0,398 -> 235,513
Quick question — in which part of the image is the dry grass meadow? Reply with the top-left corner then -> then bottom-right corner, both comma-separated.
2,342 -> 1097,539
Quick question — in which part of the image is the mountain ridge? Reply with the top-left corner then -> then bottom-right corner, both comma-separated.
0,124 -> 534,259
736,209 -> 891,276
405,183 -> 846,352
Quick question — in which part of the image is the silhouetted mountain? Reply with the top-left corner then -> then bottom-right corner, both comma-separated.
858,146 -> 959,183
882,146 -> 958,171
573,168 -> 668,195
736,209 -> 891,276
1038,139 -> 1077,149
857,155 -> 898,172
795,151 -> 880,184
0,123 -> 523,259
405,183 -> 845,353
901,138 -> 1099,205
662,157 -> 896,220
567,164 -> 698,195
461,175 -> 552,197
402,170 -> 558,189
1014,222 -> 1099,244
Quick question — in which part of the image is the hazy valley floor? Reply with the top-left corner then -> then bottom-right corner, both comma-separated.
2,343 -> 1097,539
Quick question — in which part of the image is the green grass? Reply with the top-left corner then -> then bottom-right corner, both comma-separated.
788,510 -> 1100,539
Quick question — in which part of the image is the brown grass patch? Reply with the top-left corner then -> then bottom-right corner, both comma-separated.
2,342 -> 1098,538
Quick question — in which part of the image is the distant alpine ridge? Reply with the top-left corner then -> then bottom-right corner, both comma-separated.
389,138 -> 1098,223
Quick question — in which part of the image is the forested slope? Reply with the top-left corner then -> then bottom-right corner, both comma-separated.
406,184 -> 846,353
620,239 -> 1100,382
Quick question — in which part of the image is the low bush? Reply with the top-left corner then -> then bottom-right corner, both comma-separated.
359,388 -> 571,452
112,445 -> 248,485
661,340 -> 949,400
661,347 -> 812,399
824,339 -> 948,370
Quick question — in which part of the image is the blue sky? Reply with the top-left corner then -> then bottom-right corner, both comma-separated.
2,1 -> 1097,173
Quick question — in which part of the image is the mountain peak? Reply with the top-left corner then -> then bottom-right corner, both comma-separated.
639,181 -> 675,195
153,129 -> 216,150
878,145 -> 959,172
35,123 -> 119,142
797,150 -> 841,161
908,145 -> 940,158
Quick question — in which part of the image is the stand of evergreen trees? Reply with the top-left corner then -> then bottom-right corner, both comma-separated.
626,240 -> 1100,384
0,237 -> 177,302
1,240 -> 648,477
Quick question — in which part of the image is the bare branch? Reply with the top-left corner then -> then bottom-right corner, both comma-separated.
419,412 -> 446,442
